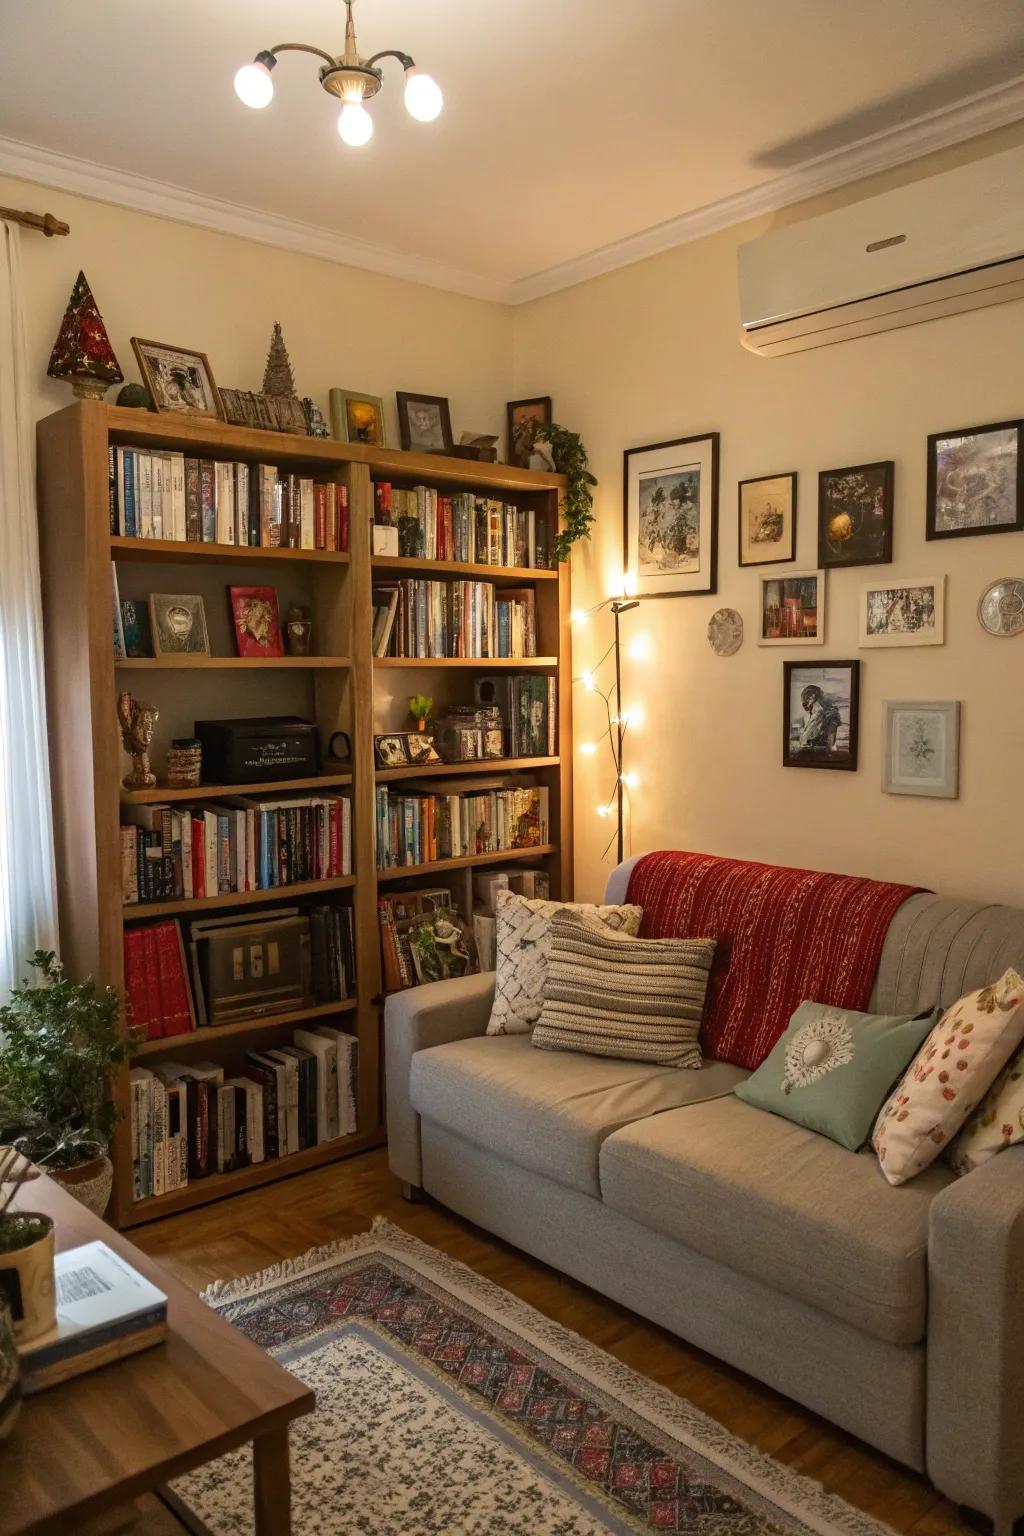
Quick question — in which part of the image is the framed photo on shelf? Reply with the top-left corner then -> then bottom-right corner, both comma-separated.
229,585 -> 284,658
149,593 -> 210,656
738,472 -> 797,566
883,701 -> 960,799
623,431 -> 719,598
758,570 -> 824,646
374,732 -> 444,769
396,392 -> 454,454
507,396 -> 553,469
329,388 -> 386,447
926,420 -> 1023,540
859,575 -> 945,648
783,660 -> 860,771
130,338 -> 223,420
817,461 -> 894,568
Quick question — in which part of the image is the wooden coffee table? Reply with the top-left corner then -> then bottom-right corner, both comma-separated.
1,1174 -> 314,1536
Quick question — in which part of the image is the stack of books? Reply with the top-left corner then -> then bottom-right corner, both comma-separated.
371,580 -> 536,658
109,448 -> 348,551
374,482 -> 549,568
129,1028 -> 358,1197
120,794 -> 352,904
474,674 -> 556,757
375,778 -> 549,868
123,919 -> 195,1040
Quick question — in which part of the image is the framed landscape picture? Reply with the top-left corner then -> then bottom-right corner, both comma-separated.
926,420 -> 1023,540
883,701 -> 960,799
738,472 -> 797,566
758,570 -> 824,646
783,660 -> 860,771
623,432 -> 719,599
859,575 -> 945,648
818,461 -> 894,568
329,388 -> 386,447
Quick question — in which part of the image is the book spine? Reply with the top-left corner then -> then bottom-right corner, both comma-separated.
199,460 -> 216,542
184,458 -> 201,541
336,483 -> 349,551
141,926 -> 163,1037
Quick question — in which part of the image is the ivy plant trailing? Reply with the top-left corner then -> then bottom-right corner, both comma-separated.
533,424 -> 597,563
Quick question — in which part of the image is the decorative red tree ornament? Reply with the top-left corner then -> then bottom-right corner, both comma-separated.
47,270 -> 124,399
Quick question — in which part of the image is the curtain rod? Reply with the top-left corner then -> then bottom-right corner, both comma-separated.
0,206 -> 69,237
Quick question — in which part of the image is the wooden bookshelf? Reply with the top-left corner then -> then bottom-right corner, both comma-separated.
36,400 -> 572,1229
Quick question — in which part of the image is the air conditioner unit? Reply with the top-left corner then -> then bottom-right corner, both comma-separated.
738,144 -> 1024,357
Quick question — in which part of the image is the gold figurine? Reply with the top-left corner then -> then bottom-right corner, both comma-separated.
117,691 -> 159,789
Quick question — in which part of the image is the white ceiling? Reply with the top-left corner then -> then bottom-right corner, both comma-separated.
2,0 -> 1024,301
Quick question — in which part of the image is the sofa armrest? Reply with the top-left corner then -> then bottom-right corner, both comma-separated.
927,1145 -> 1024,1530
384,972 -> 496,1188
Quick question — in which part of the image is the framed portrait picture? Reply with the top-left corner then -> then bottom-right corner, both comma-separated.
329,388 -> 386,447
758,570 -> 825,646
738,472 -> 797,566
817,461 -> 894,568
783,660 -> 860,771
507,396 -> 553,469
883,701 -> 960,799
926,420 -> 1023,540
229,585 -> 283,658
623,432 -> 719,599
396,392 -> 454,454
149,593 -> 210,657
859,575 -> 945,648
131,338 -> 222,420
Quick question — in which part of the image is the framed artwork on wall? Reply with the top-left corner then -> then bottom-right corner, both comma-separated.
623,432 -> 719,598
758,570 -> 825,646
859,575 -> 945,647
817,460 -> 894,568
783,660 -> 860,771
882,701 -> 960,799
926,420 -> 1023,540
396,392 -> 454,454
738,472 -> 797,566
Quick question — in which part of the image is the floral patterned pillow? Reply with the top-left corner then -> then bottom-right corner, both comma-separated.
948,1042 -> 1024,1175
872,968 -> 1024,1186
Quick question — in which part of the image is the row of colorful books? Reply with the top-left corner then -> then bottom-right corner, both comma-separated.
371,579 -> 537,659
374,482 -> 550,568
108,448 -> 349,551
129,1029 -> 358,1198
375,779 -> 549,868
120,795 -> 352,904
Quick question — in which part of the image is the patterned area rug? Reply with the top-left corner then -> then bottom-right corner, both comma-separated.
174,1219 -> 895,1536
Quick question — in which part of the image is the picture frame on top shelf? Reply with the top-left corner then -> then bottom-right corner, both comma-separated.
507,396 -> 553,469
396,392 -> 454,454
149,593 -> 210,657
738,472 -> 797,566
859,575 -> 945,647
926,420 -> 1023,540
758,570 -> 824,646
883,700 -> 960,799
818,460 -> 893,568
329,388 -> 386,447
623,431 -> 719,598
130,338 -> 223,420
783,659 -> 860,771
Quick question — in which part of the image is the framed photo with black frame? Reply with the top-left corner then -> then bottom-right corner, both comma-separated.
783,659 -> 860,772
926,419 -> 1024,541
623,431 -> 719,599
738,471 -> 797,566
817,461 -> 894,569
396,392 -> 454,454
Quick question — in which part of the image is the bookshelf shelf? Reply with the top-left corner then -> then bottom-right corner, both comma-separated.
130,998 -> 359,1059
115,656 -> 352,671
374,656 -> 557,669
111,536 -> 351,566
374,756 -> 559,783
120,771 -> 353,804
376,844 -> 556,882
123,875 -> 357,920
371,555 -> 557,584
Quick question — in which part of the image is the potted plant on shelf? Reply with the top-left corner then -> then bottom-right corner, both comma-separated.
0,951 -> 129,1218
408,694 -> 434,732
0,1139 -> 56,1363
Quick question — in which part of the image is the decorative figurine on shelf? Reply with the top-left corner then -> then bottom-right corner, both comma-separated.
262,321 -> 296,398
117,691 -> 158,789
284,605 -> 313,657
115,382 -> 149,409
165,738 -> 202,789
409,694 -> 434,732
301,397 -> 330,438
47,271 -> 124,400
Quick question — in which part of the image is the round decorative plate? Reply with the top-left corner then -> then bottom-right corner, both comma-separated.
708,607 -> 743,656
978,577 -> 1024,637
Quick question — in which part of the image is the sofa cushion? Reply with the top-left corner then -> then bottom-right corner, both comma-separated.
599,1094 -> 955,1344
410,1034 -> 748,1197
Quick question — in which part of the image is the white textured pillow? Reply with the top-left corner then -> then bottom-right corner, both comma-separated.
487,890 -> 643,1035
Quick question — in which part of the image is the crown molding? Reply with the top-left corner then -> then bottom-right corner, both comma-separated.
1,73 -> 1023,309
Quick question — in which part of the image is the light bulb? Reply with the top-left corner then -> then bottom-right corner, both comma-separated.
621,771 -> 639,790
579,742 -> 597,756
596,805 -> 612,819
338,102 -> 374,146
404,68 -> 443,122
627,633 -> 651,661
620,703 -> 643,729
569,608 -> 589,627
234,61 -> 274,109
581,670 -> 596,692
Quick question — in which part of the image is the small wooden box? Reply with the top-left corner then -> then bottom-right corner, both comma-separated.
194,716 -> 319,785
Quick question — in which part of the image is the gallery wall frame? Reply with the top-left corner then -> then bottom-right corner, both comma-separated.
926,420 -> 1024,541
882,700 -> 960,799
623,431 -> 720,599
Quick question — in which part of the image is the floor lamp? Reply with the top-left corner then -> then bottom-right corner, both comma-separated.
572,596 -> 641,865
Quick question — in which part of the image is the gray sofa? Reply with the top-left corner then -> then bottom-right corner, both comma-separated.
385,855 -> 1024,1533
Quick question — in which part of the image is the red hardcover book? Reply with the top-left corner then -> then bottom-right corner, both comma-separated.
229,585 -> 284,658
191,812 -> 206,899
122,927 -> 157,1039
140,925 -> 164,1038
153,920 -> 195,1038
336,484 -> 349,551
374,481 -> 392,524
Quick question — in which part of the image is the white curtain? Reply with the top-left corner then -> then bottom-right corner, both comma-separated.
0,221 -> 58,1000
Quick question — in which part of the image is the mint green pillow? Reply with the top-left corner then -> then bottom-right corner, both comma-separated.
735,1000 -> 942,1151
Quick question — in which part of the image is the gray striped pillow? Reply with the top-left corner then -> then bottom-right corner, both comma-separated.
531,910 -> 715,1068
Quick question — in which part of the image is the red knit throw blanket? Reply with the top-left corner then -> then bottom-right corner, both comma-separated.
627,850 -> 924,1069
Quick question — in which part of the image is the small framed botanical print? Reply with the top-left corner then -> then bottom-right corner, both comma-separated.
859,576 -> 945,647
396,392 -> 454,454
623,432 -> 719,599
329,388 -> 386,447
131,338 -> 222,419
149,593 -> 210,656
818,461 -> 894,568
883,701 -> 960,798
738,472 -> 797,566
758,570 -> 825,646
927,420 -> 1023,540
783,660 -> 860,771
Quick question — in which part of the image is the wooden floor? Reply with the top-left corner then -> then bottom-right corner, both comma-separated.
133,1147 -> 970,1536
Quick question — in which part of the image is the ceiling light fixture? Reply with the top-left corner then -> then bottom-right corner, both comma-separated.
234,0 -> 443,146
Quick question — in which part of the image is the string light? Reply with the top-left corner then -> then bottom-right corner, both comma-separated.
569,608 -> 589,627
572,594 -> 647,861
579,741 -> 598,756
621,771 -> 639,789
627,632 -> 651,661
595,805 -> 612,818
581,669 -> 597,692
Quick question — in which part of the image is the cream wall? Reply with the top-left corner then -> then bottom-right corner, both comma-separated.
514,125 -> 1024,907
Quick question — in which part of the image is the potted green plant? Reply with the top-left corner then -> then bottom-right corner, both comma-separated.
408,694 -> 434,732
0,1140 -> 55,1357
530,423 -> 597,562
0,951 -> 129,1217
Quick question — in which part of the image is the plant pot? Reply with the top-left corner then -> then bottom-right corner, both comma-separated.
0,1213 -> 56,1345
50,1152 -> 114,1218
0,1295 -> 19,1441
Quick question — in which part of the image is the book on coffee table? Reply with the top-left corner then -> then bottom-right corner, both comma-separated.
20,1239 -> 168,1393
